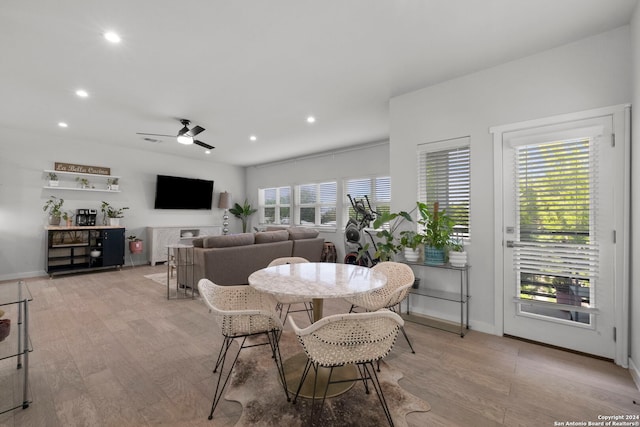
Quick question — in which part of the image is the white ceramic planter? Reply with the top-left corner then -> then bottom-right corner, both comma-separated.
49,180 -> 59,187
448,251 -> 467,267
109,218 -> 120,226
404,248 -> 420,263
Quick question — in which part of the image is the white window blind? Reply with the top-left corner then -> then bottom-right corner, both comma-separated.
418,138 -> 470,237
259,186 -> 291,225
344,176 -> 391,227
296,181 -> 337,226
514,138 -> 599,297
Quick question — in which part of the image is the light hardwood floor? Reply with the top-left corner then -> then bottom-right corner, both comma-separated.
1,265 -> 639,426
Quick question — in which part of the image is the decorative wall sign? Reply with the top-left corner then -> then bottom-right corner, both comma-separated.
54,162 -> 111,175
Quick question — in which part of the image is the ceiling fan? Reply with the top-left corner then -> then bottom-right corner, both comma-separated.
137,119 -> 214,150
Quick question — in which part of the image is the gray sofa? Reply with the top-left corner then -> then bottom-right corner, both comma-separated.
187,227 -> 325,286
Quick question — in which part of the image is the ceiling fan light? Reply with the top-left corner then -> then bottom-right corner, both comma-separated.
178,125 -> 189,136
177,135 -> 193,145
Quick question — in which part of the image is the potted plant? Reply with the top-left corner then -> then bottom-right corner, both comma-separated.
229,199 -> 257,233
127,235 -> 143,254
107,178 -> 119,191
448,232 -> 467,267
101,201 -> 129,226
399,230 -> 423,262
75,176 -> 90,189
371,210 -> 413,262
43,195 -> 64,225
62,211 -> 74,227
417,201 -> 454,265
48,172 -> 59,187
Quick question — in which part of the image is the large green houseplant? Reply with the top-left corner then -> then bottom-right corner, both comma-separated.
43,196 -> 64,225
417,201 -> 454,265
229,199 -> 257,233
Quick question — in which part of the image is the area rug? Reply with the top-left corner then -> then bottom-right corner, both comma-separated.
224,332 -> 430,426
143,272 -> 175,287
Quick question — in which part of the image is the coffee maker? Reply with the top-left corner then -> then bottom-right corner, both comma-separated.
76,209 -> 97,226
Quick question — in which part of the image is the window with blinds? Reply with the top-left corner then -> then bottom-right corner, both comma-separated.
258,186 -> 291,225
296,181 -> 337,226
344,176 -> 391,227
418,137 -> 470,238
514,137 -> 598,323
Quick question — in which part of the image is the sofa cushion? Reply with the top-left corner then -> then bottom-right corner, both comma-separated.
203,233 -> 255,248
255,230 -> 289,244
192,237 -> 205,248
288,226 -> 319,240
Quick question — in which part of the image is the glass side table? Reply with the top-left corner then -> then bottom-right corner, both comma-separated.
166,244 -> 196,300
0,280 -> 33,414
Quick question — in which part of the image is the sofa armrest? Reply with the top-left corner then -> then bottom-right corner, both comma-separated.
292,237 -> 325,262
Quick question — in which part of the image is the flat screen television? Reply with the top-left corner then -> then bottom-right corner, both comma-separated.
154,175 -> 214,210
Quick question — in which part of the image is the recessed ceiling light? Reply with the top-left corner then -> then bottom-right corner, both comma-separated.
58,122 -> 68,128
103,31 -> 121,44
75,89 -> 89,98
205,150 -> 211,154
306,116 -> 316,124
249,135 -> 257,141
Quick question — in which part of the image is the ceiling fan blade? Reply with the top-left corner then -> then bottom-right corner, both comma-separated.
186,125 -> 205,137
136,132 -> 175,138
194,140 -> 214,150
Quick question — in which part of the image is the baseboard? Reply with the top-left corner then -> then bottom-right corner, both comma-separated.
0,270 -> 46,283
629,357 -> 640,391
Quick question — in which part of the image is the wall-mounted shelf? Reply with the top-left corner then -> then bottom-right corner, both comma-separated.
43,169 -> 121,193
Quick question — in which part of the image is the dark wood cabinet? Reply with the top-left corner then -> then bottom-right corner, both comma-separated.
46,226 -> 125,277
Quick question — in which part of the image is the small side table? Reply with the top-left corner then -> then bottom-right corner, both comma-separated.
166,244 -> 195,300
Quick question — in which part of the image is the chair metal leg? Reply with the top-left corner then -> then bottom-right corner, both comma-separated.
399,325 -> 415,354
362,362 -> 394,427
208,336 -> 246,420
293,359 -> 313,404
267,329 -> 290,402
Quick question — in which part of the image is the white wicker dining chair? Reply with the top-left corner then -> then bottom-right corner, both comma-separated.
267,257 -> 314,324
289,310 -> 404,426
198,278 -> 289,421
344,261 -> 415,354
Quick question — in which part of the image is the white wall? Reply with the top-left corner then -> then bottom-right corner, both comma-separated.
629,4 -> 640,385
245,142 -> 390,260
390,26 -> 632,333
0,128 -> 244,281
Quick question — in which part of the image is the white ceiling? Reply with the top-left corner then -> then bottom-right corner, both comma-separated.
1,0 -> 636,166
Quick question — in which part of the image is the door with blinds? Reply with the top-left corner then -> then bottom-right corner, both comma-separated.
501,114 -> 619,358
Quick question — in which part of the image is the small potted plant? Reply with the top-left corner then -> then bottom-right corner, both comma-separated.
448,230 -> 467,267
107,178 -> 119,191
48,172 -> 59,187
62,211 -> 74,227
43,195 -> 64,225
399,230 -> 423,263
127,235 -> 143,253
229,199 -> 257,233
101,201 -> 129,226
76,176 -> 90,189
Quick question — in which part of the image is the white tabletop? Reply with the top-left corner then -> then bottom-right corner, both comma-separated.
248,262 -> 386,300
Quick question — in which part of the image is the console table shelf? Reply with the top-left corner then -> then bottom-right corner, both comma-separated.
402,262 -> 470,337
45,226 -> 125,277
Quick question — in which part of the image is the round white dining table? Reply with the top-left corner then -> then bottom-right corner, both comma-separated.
248,262 -> 387,398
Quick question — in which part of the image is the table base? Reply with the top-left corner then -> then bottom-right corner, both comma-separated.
283,353 -> 357,399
